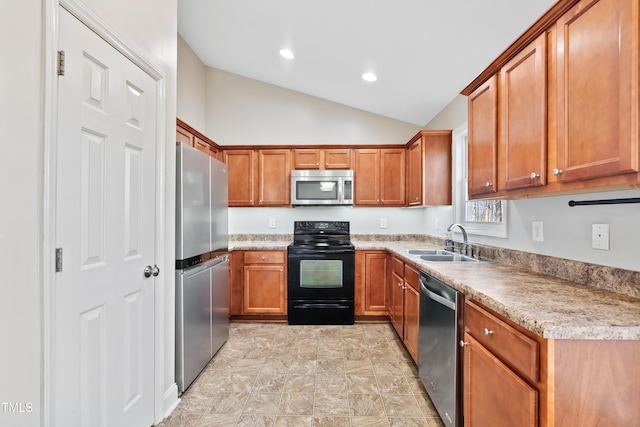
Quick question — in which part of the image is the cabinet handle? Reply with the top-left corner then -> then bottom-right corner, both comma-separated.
459,340 -> 468,348
397,283 -> 403,287
484,328 -> 494,336
316,162 -> 319,166
280,269 -> 283,272
553,168 -> 563,176
530,172 -> 540,179
485,182 -> 493,187
261,256 -> 266,260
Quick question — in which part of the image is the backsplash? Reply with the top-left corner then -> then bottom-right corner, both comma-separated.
229,233 -> 640,299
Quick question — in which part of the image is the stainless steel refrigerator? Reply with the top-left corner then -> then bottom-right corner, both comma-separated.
175,142 -> 229,394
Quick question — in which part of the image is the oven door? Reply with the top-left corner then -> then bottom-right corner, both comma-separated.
287,250 -> 354,301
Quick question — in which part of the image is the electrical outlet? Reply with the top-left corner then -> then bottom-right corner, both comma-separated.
532,221 -> 544,242
380,218 -> 387,229
592,223 -> 610,250
269,218 -> 276,229
434,218 -> 439,230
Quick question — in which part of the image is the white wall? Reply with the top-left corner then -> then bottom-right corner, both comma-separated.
177,34 -> 207,130
230,207 -> 434,235
0,2 -> 43,426
205,68 -> 422,146
0,1 -> 178,426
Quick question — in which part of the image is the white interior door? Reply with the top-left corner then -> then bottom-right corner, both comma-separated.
54,7 -> 157,427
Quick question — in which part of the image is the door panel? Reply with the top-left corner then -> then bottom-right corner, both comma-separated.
55,8 -> 157,427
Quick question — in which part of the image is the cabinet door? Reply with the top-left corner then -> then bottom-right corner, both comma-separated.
363,252 -> 388,315
555,0 -> 639,182
354,149 -> 381,205
500,33 -> 547,191
258,149 -> 291,206
194,135 -> 214,157
380,148 -> 406,206
403,281 -> 420,364
464,333 -> 538,427
293,149 -> 321,169
324,148 -> 352,169
176,126 -> 194,146
228,252 -> 243,316
390,270 -> 404,337
468,75 -> 499,198
407,139 -> 423,206
423,131 -> 453,206
243,264 -> 286,314
225,150 -> 255,207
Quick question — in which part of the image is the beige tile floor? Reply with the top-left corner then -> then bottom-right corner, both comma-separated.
159,322 -> 445,427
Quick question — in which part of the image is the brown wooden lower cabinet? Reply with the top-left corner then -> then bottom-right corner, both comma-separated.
402,266 -> 420,363
387,256 -> 419,363
464,299 -> 640,427
464,333 -> 538,427
355,250 -> 388,316
229,250 -> 287,317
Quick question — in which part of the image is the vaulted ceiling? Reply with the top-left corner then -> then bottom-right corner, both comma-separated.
178,0 -> 556,126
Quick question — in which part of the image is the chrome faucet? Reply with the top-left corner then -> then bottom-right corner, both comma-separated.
447,223 -> 472,256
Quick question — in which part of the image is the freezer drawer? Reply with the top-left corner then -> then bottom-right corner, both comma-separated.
175,256 -> 229,394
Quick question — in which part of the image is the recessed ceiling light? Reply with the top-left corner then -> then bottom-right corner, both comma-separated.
280,49 -> 294,60
362,72 -> 377,82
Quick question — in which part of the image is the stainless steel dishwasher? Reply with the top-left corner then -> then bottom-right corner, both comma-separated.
419,271 -> 463,427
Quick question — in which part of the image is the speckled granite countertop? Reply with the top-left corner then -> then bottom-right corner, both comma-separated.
229,238 -> 640,341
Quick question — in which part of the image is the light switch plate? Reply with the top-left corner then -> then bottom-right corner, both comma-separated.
592,223 -> 610,250
380,218 -> 387,229
532,221 -> 544,242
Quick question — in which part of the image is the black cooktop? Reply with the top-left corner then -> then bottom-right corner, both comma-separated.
289,221 -> 353,252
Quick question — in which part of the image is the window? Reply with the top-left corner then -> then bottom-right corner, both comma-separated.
452,123 -> 507,238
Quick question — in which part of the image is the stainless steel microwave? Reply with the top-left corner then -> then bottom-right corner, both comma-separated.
291,170 -> 354,206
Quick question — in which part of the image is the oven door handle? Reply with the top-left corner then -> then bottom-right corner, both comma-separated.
293,303 -> 351,309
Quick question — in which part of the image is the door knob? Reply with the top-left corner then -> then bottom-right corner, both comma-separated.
552,168 -> 563,176
144,265 -> 160,278
485,182 -> 493,187
530,172 -> 540,179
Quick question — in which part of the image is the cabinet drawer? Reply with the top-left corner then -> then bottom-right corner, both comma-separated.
403,265 -> 420,292
244,251 -> 285,264
465,300 -> 539,383
390,256 -> 404,277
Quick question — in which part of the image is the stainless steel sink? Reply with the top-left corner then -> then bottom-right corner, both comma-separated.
419,254 -> 482,262
405,249 -> 453,256
404,248 -> 488,263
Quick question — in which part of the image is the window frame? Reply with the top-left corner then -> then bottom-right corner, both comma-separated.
452,123 -> 508,238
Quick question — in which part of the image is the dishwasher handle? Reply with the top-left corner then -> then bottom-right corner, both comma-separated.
420,280 -> 456,310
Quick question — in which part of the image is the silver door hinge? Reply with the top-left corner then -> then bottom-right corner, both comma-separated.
55,248 -> 63,272
57,50 -> 65,76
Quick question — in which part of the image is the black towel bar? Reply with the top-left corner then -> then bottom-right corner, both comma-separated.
568,197 -> 640,207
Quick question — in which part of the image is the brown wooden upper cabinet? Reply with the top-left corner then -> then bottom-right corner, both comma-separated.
293,148 -> 352,170
462,0 -> 640,199
225,148 -> 291,207
406,130 -> 452,206
354,148 -> 406,206
176,119 -> 223,161
257,149 -> 291,206
225,149 -> 255,207
554,0 -> 639,183
468,76 -> 499,198
499,33 -> 547,191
